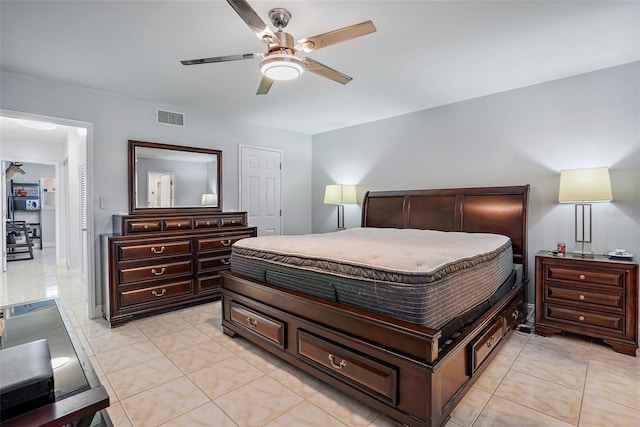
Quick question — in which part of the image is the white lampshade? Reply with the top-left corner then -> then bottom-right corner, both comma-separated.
558,167 -> 612,203
200,193 -> 217,206
324,184 -> 357,205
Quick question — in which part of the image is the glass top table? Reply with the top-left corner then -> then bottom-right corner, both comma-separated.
0,299 -> 110,426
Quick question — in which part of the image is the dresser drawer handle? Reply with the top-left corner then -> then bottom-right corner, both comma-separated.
152,289 -> 166,297
578,315 -> 585,322
221,240 -> 232,247
221,258 -> 230,265
177,223 -> 182,228
328,354 -> 347,370
205,221 -> 211,226
150,246 -> 165,254
151,268 -> 166,276
579,274 -> 586,280
579,294 -> 585,300
143,225 -> 149,230
247,317 -> 258,328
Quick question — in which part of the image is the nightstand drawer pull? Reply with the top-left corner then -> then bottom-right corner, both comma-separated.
150,246 -> 165,254
579,294 -> 585,300
579,274 -> 586,280
328,354 -> 347,370
151,268 -> 166,276
578,315 -> 585,321
143,224 -> 149,230
152,288 -> 166,297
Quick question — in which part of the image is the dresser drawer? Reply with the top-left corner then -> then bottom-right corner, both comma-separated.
120,280 -> 193,307
119,260 -> 192,284
126,220 -> 162,233
544,304 -> 623,332
196,234 -> 252,252
546,265 -> 623,287
297,331 -> 397,405
193,217 -> 220,229
196,274 -> 222,293
197,254 -> 231,272
546,285 -> 623,310
470,318 -> 503,373
163,219 -> 192,231
219,216 -> 245,227
118,240 -> 192,261
230,303 -> 284,348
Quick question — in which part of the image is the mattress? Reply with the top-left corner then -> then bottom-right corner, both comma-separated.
231,227 -> 514,329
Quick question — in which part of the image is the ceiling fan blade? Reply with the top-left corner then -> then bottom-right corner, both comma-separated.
180,53 -> 261,65
227,0 -> 278,44
303,58 -> 352,85
256,75 -> 274,95
295,20 -> 376,52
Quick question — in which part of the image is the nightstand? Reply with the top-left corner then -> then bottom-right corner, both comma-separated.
535,250 -> 639,356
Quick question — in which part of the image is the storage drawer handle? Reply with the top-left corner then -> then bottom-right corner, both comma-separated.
150,246 -> 165,254
151,268 -> 166,276
246,317 -> 258,328
579,274 -> 586,280
221,258 -> 230,265
487,336 -> 497,349
328,354 -> 347,370
512,310 -> 520,320
579,294 -> 585,300
221,240 -> 232,247
578,315 -> 585,322
152,289 -> 166,297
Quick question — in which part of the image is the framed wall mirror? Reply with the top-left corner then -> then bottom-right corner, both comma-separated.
128,140 -> 222,214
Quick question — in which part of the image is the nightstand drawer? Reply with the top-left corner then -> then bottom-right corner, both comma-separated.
544,304 -> 623,332
546,285 -> 623,309
546,265 -> 623,287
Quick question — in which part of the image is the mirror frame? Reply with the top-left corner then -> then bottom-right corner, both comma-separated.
128,140 -> 222,215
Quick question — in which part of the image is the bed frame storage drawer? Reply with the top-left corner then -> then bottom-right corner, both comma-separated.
230,303 -> 285,348
297,331 -> 397,405
120,280 -> 193,307
470,319 -> 503,373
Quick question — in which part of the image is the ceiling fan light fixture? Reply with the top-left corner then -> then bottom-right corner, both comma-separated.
260,54 -> 304,81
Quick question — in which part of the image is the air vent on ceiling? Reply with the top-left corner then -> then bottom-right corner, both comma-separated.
157,109 -> 184,127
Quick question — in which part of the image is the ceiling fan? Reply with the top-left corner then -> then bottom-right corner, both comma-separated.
180,0 -> 376,95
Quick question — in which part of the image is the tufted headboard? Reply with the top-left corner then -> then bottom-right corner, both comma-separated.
361,185 -> 530,282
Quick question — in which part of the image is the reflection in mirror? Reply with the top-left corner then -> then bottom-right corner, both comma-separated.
129,140 -> 222,214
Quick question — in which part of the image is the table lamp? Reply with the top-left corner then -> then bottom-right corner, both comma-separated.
324,184 -> 357,230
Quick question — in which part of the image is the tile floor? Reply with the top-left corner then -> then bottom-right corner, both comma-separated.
1,248 -> 639,426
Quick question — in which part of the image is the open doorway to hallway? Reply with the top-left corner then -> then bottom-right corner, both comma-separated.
0,110 -> 96,318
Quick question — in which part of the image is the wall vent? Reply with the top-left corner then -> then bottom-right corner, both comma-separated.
157,109 -> 185,126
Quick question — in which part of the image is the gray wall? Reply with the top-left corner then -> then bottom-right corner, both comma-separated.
1,70 -> 313,308
312,62 -> 640,304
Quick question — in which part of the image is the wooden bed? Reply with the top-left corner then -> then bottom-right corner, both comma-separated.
221,185 -> 529,427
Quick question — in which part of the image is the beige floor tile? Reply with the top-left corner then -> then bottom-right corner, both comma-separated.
579,392 -> 640,427
107,355 -> 183,400
474,395 -> 574,427
368,414 -> 405,427
149,325 -> 211,353
216,376 -> 304,426
96,340 -> 164,374
584,357 -> 640,411
159,402 -> 237,427
105,402 -> 133,427
166,339 -> 234,373
473,361 -> 509,394
86,325 -> 149,354
449,386 -> 492,426
268,363 -> 328,399
265,401 -> 347,427
491,332 -> 529,367
494,370 -> 582,424
188,356 -> 264,399
135,315 -> 193,338
308,387 -> 380,427
121,376 -> 209,427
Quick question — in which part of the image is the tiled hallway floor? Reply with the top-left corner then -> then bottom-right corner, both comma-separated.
1,249 -> 639,426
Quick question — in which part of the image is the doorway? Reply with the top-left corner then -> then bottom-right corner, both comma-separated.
239,145 -> 282,236
0,110 -> 96,317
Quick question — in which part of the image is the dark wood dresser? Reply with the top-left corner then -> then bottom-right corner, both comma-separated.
102,212 -> 256,327
535,250 -> 638,356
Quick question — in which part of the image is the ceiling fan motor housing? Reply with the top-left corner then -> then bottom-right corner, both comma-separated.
269,8 -> 291,29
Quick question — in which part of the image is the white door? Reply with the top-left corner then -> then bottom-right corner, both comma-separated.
240,146 -> 282,236
79,165 -> 88,285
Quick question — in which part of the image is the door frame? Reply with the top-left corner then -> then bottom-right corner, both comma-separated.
239,145 -> 283,235
0,109 -> 97,318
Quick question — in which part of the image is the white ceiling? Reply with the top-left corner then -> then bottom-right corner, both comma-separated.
1,1 -> 638,135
